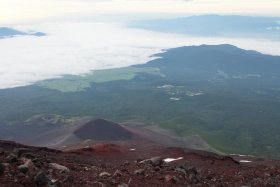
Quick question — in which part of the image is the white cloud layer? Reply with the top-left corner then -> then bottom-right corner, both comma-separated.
0,22 -> 280,89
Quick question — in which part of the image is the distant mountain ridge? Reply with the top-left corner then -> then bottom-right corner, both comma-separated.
128,15 -> 280,40
0,27 -> 45,38
0,27 -> 25,37
144,44 -> 280,78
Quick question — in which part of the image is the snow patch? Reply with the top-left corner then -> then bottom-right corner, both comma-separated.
239,160 -> 252,163
164,157 -> 183,163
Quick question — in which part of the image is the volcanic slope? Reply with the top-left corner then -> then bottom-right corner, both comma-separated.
74,119 -> 134,141
25,119 -> 135,148
23,119 -> 215,153
1,140 -> 280,187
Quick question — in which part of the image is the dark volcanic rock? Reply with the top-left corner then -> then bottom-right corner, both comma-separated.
34,171 -> 48,186
150,156 -> 164,166
13,148 -> 31,157
0,163 -> 5,175
74,119 -> 134,141
140,156 -> 164,166
22,152 -> 36,159
178,162 -> 197,174
6,154 -> 17,163
18,164 -> 29,174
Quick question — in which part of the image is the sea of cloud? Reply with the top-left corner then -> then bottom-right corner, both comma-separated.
0,22 -> 280,89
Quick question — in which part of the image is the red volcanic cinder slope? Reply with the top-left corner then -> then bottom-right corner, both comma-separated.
1,140 -> 280,187
2,119 -> 280,186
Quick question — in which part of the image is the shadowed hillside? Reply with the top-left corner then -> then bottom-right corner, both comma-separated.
74,119 -> 134,141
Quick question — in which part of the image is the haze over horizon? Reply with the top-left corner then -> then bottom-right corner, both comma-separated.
1,0 -> 280,25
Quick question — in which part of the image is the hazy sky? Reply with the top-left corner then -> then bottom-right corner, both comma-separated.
1,0 -> 280,24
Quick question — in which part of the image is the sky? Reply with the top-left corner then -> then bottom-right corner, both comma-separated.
1,0 -> 280,24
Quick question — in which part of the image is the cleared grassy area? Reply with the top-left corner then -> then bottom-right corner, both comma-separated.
25,114 -> 92,126
38,67 -> 163,92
